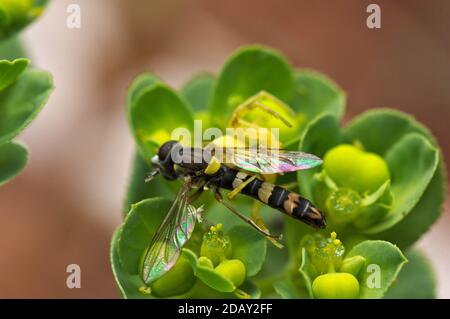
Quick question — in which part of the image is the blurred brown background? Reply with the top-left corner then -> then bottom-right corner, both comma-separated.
0,0 -> 448,298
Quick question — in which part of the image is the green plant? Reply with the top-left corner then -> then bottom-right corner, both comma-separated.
298,232 -> 406,299
0,0 -> 52,186
111,45 -> 445,299
0,0 -> 48,40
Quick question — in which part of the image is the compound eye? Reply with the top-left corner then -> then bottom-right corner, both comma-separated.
158,140 -> 178,161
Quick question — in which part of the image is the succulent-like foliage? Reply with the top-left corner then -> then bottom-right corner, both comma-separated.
0,1 -> 52,186
0,0 -> 49,40
112,45 -> 445,299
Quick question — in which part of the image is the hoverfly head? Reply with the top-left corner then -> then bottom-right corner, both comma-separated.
152,140 -> 180,181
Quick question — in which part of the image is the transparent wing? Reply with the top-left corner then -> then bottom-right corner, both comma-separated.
141,179 -> 198,284
223,147 -> 323,174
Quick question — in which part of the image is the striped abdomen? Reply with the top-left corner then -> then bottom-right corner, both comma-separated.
217,166 -> 326,229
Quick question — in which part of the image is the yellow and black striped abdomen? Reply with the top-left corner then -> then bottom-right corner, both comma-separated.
218,166 -> 326,228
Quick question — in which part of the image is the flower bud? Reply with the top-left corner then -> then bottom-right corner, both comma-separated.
323,144 -> 390,193
312,273 -> 360,299
151,256 -> 196,298
200,224 -> 232,266
198,256 -> 214,269
326,188 -> 361,223
324,144 -> 363,189
340,256 -> 366,276
357,153 -> 390,193
214,259 -> 246,287
305,232 -> 345,274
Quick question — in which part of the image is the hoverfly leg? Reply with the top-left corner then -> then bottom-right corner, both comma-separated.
229,91 -> 293,129
251,201 -> 263,222
253,101 -> 293,128
228,175 -> 257,200
189,186 -> 205,204
213,190 -> 282,240
251,201 -> 284,249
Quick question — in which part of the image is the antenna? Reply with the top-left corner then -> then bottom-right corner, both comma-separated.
145,169 -> 160,183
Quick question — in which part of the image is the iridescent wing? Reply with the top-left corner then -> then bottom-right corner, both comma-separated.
223,147 -> 322,174
141,179 -> 199,285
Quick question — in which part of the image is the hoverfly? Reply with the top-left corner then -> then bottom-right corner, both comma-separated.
140,91 -> 326,285
140,140 -> 326,285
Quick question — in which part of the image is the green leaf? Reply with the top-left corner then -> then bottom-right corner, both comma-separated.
182,226 -> 267,295
0,36 -> 26,60
346,240 -> 407,299
118,198 -> 172,274
364,133 -> 439,234
184,268 -> 260,298
184,264 -> 261,299
0,58 -> 28,90
0,68 -> 53,144
123,151 -> 174,216
210,45 -> 295,127
292,69 -> 345,120
273,277 -> 308,299
343,109 -> 445,248
298,248 -> 314,298
0,141 -> 27,185
127,74 -> 194,160
384,248 -> 436,299
127,73 -> 159,108
183,248 -> 235,293
181,73 -> 215,112
0,0 -> 49,40
110,228 -> 152,299
195,262 -> 236,293
284,217 -> 314,262
376,162 -> 446,248
343,108 -> 435,156
298,113 -> 341,199
239,280 -> 261,299
228,225 -> 267,276
296,241 -> 406,299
